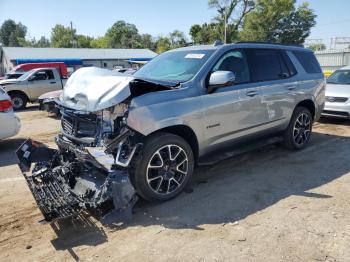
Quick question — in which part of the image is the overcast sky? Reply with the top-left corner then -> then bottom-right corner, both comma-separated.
1,0 -> 349,48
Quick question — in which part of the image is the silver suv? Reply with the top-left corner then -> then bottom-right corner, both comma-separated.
17,42 -> 325,223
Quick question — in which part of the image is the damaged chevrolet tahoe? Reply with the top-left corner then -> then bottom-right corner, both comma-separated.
17,42 -> 325,224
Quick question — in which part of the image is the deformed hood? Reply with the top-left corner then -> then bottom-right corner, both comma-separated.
0,79 -> 19,85
60,67 -> 134,112
325,83 -> 350,98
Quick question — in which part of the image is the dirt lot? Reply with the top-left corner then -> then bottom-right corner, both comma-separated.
0,106 -> 350,262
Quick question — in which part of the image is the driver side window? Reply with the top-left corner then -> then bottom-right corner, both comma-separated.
213,50 -> 250,84
33,71 -> 48,81
32,70 -> 54,81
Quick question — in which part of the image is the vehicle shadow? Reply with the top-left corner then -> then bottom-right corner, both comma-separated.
50,214 -> 107,262
48,132 -> 350,255
129,132 -> 350,230
15,104 -> 39,113
0,139 -> 52,168
318,116 -> 350,126
0,138 -> 26,167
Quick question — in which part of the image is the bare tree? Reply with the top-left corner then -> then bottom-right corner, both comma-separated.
208,0 -> 255,42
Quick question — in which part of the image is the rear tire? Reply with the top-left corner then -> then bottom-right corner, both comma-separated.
9,92 -> 27,110
129,133 -> 194,202
283,106 -> 313,150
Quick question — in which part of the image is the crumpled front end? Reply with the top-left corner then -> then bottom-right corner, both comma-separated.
16,67 -> 176,224
16,103 -> 142,224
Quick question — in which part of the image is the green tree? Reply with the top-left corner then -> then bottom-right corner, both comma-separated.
154,31 -> 187,53
140,34 -> 156,50
33,36 -> 51,47
0,19 -> 27,46
308,43 -> 326,51
240,0 -> 316,44
76,35 -> 93,48
189,24 -> 202,43
15,37 -> 31,47
155,36 -> 171,53
90,36 -> 109,48
105,20 -> 139,48
128,34 -> 143,49
169,30 -> 187,48
51,24 -> 76,48
190,23 -> 222,44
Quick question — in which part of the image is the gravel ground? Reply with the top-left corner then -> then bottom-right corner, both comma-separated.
0,106 -> 349,262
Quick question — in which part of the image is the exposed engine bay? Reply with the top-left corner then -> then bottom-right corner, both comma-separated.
16,67 -> 178,224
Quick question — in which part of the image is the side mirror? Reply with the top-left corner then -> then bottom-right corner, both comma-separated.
208,71 -> 236,93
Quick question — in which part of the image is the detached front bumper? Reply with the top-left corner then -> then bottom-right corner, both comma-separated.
16,138 -> 138,224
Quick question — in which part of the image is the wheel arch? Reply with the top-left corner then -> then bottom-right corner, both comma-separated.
148,125 -> 199,164
296,99 -> 315,120
7,90 -> 30,102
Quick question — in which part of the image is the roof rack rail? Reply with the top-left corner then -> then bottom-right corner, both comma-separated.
235,41 -> 304,48
184,42 -> 194,47
213,40 -> 223,46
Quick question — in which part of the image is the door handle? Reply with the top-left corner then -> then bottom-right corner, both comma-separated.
246,90 -> 257,97
50,81 -> 57,84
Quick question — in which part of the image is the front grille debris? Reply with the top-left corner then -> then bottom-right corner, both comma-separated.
24,167 -> 82,221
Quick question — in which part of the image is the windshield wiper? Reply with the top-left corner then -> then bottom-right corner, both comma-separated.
134,78 -> 181,89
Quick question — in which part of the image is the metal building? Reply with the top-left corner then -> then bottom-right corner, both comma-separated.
0,47 -> 158,75
314,49 -> 350,72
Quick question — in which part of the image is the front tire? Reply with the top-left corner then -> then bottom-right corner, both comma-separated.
283,106 -> 313,150
130,133 -> 194,202
9,93 -> 27,110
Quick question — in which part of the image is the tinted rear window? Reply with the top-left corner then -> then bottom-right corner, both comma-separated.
280,51 -> 297,77
246,49 -> 282,82
293,51 -> 322,74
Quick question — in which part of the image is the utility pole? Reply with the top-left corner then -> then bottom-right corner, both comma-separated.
224,0 -> 229,44
224,11 -> 227,44
70,21 -> 77,48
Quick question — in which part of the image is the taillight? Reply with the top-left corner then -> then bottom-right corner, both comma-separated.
0,100 -> 13,112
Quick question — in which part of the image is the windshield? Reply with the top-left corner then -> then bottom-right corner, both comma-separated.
17,70 -> 34,81
134,49 -> 215,83
327,70 -> 350,85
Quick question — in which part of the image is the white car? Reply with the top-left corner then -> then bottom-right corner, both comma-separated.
322,66 -> 350,119
0,87 -> 21,139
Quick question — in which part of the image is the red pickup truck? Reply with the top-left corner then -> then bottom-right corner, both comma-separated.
1,62 -> 68,80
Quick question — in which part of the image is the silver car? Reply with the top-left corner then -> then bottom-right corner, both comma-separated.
322,66 -> 350,119
17,42 -> 325,223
